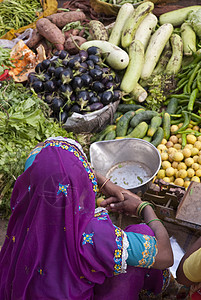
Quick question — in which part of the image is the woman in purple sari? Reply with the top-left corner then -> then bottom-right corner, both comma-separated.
0,137 -> 173,300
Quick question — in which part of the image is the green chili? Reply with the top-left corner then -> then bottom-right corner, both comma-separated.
197,69 -> 201,91
169,94 -> 190,99
170,117 -> 184,125
181,133 -> 187,148
186,63 -> 201,94
175,111 -> 191,133
187,88 -> 199,111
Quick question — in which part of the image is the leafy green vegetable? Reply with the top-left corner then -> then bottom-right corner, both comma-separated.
0,80 -> 74,217
0,46 -> 15,74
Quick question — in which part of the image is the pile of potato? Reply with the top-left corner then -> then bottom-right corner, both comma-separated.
156,123 -> 201,189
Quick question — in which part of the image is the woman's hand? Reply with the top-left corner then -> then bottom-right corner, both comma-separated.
100,192 -> 142,216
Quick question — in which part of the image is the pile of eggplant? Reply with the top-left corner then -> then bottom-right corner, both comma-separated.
28,47 -> 121,123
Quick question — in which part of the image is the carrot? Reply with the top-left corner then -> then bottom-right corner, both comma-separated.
46,11 -> 86,29
36,18 -> 65,51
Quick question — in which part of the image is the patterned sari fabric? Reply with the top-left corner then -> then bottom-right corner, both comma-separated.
0,138 -> 167,299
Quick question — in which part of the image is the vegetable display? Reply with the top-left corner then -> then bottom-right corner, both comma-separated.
28,48 -> 122,123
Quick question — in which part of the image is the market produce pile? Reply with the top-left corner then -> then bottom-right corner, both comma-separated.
2,0 -> 201,217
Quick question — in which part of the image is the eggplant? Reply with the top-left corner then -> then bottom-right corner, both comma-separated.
44,80 -> 56,93
86,59 -> 94,69
60,68 -> 73,84
59,50 -> 68,60
28,72 -> 38,84
76,90 -> 89,110
105,81 -> 117,90
59,110 -> 68,123
55,67 -> 65,79
35,62 -> 44,74
51,97 -> 64,112
71,76 -> 83,90
88,54 -> 102,65
48,66 -> 56,76
41,59 -> 51,70
80,73 -> 93,86
62,59 -> 69,67
89,96 -> 99,104
85,102 -> 104,112
70,104 -> 81,113
44,94 -> 53,104
91,81 -> 105,93
87,46 -> 101,56
89,69 -> 103,81
113,89 -> 122,102
79,50 -> 88,62
32,80 -> 43,93
101,91 -> 113,105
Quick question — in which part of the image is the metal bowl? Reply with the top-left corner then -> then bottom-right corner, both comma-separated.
90,138 -> 161,194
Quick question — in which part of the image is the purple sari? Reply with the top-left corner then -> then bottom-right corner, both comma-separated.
0,138 -> 167,299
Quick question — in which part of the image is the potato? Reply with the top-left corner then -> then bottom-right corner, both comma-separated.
47,11 -> 86,29
64,36 -> 87,55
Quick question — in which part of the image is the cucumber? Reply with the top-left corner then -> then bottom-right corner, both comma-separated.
104,129 -> 116,140
135,108 -> 146,115
121,1 -> 154,48
130,110 -> 158,128
116,110 -> 135,137
80,40 -> 129,70
151,127 -> 164,147
159,6 -> 201,27
91,125 -> 117,142
163,112 -> 171,140
181,22 -> 196,56
113,111 -> 122,123
165,34 -> 183,75
143,136 -> 152,142
166,97 -> 178,115
117,103 -> 144,113
147,115 -> 162,137
126,121 -> 148,139
127,127 -> 134,135
120,39 -> 144,93
109,3 -> 135,46
141,23 -> 174,80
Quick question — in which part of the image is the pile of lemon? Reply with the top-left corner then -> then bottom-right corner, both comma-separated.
156,124 -> 201,189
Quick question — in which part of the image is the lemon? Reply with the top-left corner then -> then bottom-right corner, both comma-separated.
177,162 -> 187,170
171,125 -> 179,133
174,143 -> 182,150
194,141 -> 201,150
96,197 -> 105,207
184,181 -> 190,189
178,138 -> 182,144
173,152 -> 184,162
185,157 -> 194,167
161,152 -> 169,161
182,148 -> 191,158
197,155 -> 201,165
157,169 -> 166,179
191,147 -> 199,156
193,125 -> 200,131
196,169 -> 201,177
174,178 -> 184,186
166,141 -> 174,148
161,138 -> 167,145
162,161 -> 172,170
172,161 -> 178,169
193,155 -> 199,163
176,134 -> 182,139
192,163 -> 199,171
186,134 -> 197,144
187,168 -> 195,178
178,123 -> 184,129
157,144 -> 167,152
169,176 -> 175,183
169,135 -> 178,144
185,144 -> 193,149
191,176 -> 200,182
168,147 -> 177,155
198,136 -> 201,142
163,177 -> 171,183
177,169 -> 188,179
166,167 -> 175,177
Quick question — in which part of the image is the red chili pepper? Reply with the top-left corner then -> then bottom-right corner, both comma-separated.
0,69 -> 10,81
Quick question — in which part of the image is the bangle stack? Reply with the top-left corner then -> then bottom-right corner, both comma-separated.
99,178 -> 110,192
136,201 -> 155,218
146,218 -> 164,225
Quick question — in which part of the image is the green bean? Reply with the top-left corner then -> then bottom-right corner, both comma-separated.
169,94 -> 190,99
187,88 -> 199,111
181,133 -> 187,148
186,63 -> 201,94
174,79 -> 189,92
197,69 -> 201,91
170,117 -> 184,125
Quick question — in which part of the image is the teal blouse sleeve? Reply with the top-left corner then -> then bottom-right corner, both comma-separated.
24,146 -> 42,171
125,231 -> 158,268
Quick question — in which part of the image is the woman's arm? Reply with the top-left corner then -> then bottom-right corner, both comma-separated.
176,237 -> 201,286
100,192 -> 174,270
